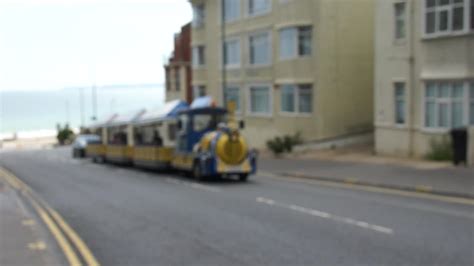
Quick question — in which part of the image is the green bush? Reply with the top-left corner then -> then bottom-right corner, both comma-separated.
425,136 -> 453,161
267,132 -> 303,155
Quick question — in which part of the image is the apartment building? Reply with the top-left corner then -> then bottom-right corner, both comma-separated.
189,0 -> 375,148
164,23 -> 193,103
375,0 -> 474,157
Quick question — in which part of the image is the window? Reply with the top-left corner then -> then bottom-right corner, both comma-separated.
192,4 -> 205,28
192,46 -> 205,67
249,32 -> 271,65
394,2 -> 406,39
193,114 -> 227,132
280,84 -> 313,114
168,124 -> 177,141
223,39 -> 241,67
248,0 -> 271,16
394,82 -> 406,124
279,26 -> 312,59
424,81 -> 472,129
174,69 -> 180,91
193,85 -> 206,99
222,0 -> 240,22
224,86 -> 241,113
424,0 -> 472,36
165,68 -> 171,91
249,85 -> 271,115
471,0 -> 474,29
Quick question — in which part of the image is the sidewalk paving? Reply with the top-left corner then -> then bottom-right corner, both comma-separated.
0,178 -> 63,266
259,157 -> 474,199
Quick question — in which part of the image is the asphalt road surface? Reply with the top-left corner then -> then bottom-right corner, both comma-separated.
1,147 -> 473,266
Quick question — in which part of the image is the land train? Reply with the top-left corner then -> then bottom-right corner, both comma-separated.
85,97 -> 257,181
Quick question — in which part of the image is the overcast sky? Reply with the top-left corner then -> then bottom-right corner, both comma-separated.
0,0 -> 192,91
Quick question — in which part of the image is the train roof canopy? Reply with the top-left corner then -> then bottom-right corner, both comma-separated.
184,96 -> 227,114
107,108 -> 147,127
88,113 -> 118,129
135,100 -> 188,125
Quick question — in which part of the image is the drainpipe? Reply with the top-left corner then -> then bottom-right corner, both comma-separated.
408,0 -> 416,157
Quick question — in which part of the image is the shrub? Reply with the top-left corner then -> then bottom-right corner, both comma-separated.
425,136 -> 453,161
267,132 -> 303,155
56,123 -> 75,145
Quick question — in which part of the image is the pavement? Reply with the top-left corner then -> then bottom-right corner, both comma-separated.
0,147 -> 473,265
259,157 -> 474,199
0,172 -> 63,266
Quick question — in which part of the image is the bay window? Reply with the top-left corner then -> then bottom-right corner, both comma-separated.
279,26 -> 312,59
424,0 -> 473,36
248,0 -> 271,16
192,4 -> 205,28
222,0 -> 240,22
280,84 -> 313,114
424,81 -> 472,129
249,85 -> 272,115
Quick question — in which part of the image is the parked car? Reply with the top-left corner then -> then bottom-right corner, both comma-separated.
72,134 -> 101,158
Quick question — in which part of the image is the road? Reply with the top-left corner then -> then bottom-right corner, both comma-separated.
1,147 -> 473,266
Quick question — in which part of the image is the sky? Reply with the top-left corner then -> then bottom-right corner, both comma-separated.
0,0 -> 192,91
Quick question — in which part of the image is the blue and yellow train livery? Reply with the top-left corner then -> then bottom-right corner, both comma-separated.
171,97 -> 257,181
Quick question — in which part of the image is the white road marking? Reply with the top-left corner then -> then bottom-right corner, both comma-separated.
256,197 -> 394,235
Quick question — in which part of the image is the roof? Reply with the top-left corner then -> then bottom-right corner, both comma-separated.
135,100 -> 188,125
88,113 -> 118,129
182,96 -> 227,114
107,108 -> 147,127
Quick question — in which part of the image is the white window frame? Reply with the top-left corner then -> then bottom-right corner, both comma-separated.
248,30 -> 272,67
192,45 -> 205,68
422,0 -> 473,38
422,80 -> 472,131
394,1 -> 407,40
279,84 -> 313,116
279,26 -> 313,60
223,85 -> 242,114
221,0 -> 241,23
247,83 -> 273,117
222,37 -> 241,69
247,0 -> 272,17
394,82 -> 407,125
193,85 -> 206,99
192,4 -> 205,28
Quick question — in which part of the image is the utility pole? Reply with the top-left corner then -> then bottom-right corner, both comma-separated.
79,87 -> 85,127
91,84 -> 97,121
221,1 -> 226,96
65,100 -> 70,125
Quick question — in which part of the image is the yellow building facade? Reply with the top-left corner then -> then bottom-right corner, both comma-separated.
375,0 -> 474,157
190,0 -> 375,148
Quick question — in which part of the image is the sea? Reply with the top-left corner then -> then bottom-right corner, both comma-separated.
0,86 -> 164,140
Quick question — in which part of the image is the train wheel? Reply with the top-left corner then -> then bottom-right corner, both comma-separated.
239,174 -> 248,182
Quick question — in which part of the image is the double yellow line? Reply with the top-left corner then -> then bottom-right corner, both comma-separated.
0,167 -> 100,266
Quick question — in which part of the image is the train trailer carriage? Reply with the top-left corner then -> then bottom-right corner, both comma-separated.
85,113 -> 118,162
171,97 -> 257,181
105,109 -> 146,164
132,100 -> 188,169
